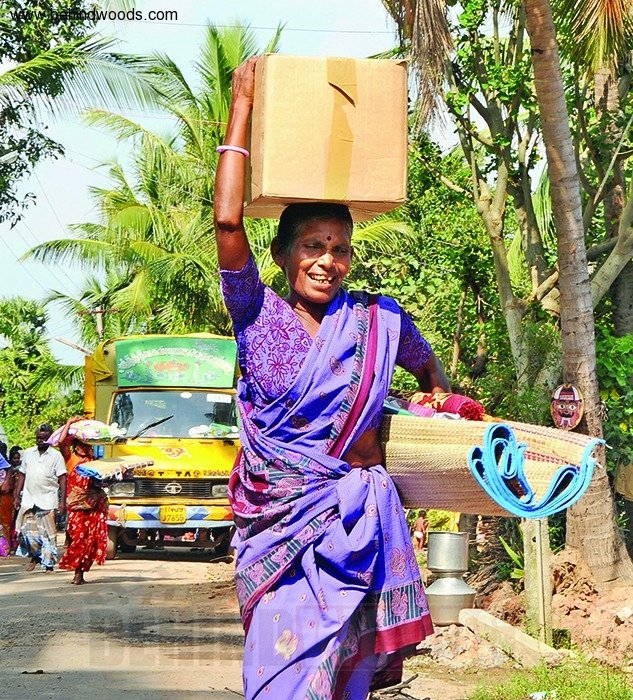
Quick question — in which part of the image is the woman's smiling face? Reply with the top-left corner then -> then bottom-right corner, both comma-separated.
275,218 -> 353,308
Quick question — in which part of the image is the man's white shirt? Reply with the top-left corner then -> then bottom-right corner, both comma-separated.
19,446 -> 66,511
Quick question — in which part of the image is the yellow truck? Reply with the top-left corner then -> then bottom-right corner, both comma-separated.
84,333 -> 239,558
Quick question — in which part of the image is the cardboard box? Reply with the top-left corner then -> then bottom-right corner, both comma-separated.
244,54 -> 408,221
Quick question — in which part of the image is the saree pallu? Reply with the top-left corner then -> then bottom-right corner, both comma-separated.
0,469 -> 15,556
230,291 -> 433,700
60,470 -> 108,573
0,497 -> 13,557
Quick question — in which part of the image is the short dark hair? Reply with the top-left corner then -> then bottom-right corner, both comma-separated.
9,446 -> 21,458
275,203 -> 353,253
36,423 -> 53,434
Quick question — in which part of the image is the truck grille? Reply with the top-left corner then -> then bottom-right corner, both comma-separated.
135,479 -> 214,498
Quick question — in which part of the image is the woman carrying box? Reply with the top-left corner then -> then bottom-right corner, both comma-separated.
214,57 -> 450,700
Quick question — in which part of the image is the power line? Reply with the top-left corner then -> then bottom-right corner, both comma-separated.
21,221 -> 79,296
119,21 -> 394,35
0,234 -> 50,296
9,222 -> 76,297
30,173 -> 90,291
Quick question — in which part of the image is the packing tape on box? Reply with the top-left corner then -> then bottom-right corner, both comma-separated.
325,58 -> 357,201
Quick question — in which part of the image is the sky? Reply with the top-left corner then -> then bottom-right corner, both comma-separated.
0,1 -> 403,364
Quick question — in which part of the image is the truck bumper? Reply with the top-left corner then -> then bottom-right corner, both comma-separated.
107,503 -> 233,530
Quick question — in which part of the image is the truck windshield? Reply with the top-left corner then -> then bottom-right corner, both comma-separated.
110,390 -> 238,439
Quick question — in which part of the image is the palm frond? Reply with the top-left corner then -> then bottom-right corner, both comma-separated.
111,270 -> 152,317
554,0 -> 633,71
532,170 -> 557,258
507,229 -> 528,289
141,52 -> 200,109
381,0 -> 453,123
82,109 -> 170,144
30,359 -> 84,395
0,36 -> 161,114
352,217 -> 417,260
23,239 -> 115,269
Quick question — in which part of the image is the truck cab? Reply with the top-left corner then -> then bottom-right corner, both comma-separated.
84,333 -> 239,558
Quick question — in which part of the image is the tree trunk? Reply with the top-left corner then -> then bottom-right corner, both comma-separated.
509,179 -> 549,290
613,261 -> 633,335
522,0 -> 633,585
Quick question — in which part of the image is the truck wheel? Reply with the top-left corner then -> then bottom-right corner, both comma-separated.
213,526 -> 235,557
106,526 -> 119,560
118,528 -> 137,554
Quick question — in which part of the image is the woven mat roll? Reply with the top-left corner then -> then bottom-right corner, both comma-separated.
380,414 -> 598,516
77,456 -> 154,480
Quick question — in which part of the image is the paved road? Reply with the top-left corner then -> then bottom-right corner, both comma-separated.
0,548 -> 244,699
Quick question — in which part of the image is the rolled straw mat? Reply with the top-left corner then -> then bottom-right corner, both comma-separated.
76,456 -> 154,481
380,414 -> 601,517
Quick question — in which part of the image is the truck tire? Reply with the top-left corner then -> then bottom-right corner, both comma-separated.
118,528 -> 138,554
213,526 -> 235,557
106,525 -> 119,560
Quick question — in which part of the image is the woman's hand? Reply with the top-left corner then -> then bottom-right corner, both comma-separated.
230,56 -> 257,110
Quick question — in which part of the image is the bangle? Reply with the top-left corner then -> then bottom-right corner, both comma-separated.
216,145 -> 249,158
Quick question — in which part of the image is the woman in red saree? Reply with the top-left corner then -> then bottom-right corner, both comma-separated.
58,417 -> 108,585
214,59 -> 450,699
0,451 -> 14,557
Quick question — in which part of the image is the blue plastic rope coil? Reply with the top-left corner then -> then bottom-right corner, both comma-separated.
468,423 -> 603,518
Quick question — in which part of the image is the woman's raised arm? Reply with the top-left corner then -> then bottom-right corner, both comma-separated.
213,57 -> 258,271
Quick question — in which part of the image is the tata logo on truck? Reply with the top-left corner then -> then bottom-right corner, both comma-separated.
164,482 -> 183,495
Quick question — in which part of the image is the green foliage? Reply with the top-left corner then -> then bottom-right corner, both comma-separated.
0,297 -> 83,445
405,508 -> 457,531
0,0 -> 92,224
0,0 -> 94,88
468,657 -> 633,700
347,135 -> 508,399
548,512 -> 567,553
0,1 -> 160,226
491,518 -> 525,585
474,317 -> 560,420
498,535 -> 524,580
427,509 -> 459,530
596,330 -> 633,467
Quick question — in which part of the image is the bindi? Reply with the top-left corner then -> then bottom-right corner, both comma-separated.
326,235 -> 332,241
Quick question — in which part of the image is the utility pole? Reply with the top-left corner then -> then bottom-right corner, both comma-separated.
79,307 -> 117,340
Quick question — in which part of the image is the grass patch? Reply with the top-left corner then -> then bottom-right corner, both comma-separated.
468,657 -> 632,700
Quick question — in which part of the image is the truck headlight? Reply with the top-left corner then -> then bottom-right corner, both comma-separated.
211,484 -> 229,497
109,481 -> 136,497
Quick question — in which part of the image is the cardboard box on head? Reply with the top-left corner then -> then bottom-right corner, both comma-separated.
244,54 -> 408,221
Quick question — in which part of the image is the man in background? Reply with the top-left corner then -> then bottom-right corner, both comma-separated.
13,423 -> 66,572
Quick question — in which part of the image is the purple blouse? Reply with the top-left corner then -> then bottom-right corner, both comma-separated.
220,256 -> 431,410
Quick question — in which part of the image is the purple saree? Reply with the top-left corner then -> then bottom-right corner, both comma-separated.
222,258 -> 433,700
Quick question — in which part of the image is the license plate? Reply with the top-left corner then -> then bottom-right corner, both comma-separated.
159,505 -> 187,524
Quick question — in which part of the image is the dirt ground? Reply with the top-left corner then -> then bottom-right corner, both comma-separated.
0,546 -> 501,700
3,545 -> 631,700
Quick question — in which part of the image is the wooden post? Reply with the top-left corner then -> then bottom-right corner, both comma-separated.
522,518 -> 552,644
